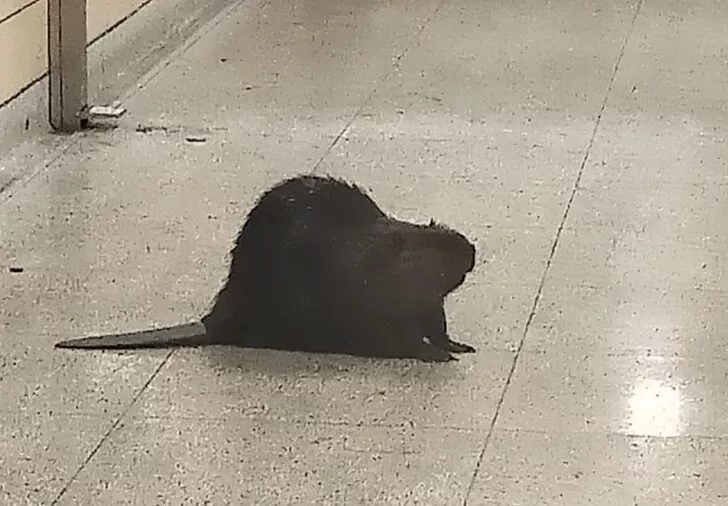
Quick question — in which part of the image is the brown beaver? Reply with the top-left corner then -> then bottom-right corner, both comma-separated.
54,174 -> 477,362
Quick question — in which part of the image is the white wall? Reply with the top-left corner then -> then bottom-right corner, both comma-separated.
0,0 -> 147,106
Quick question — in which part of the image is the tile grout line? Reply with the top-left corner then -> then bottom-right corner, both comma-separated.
310,0 -> 449,174
462,1 -> 646,503
50,350 -> 176,504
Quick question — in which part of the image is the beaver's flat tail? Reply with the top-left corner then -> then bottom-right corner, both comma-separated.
54,322 -> 209,349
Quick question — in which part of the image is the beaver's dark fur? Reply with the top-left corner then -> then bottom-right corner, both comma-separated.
54,174 -> 477,362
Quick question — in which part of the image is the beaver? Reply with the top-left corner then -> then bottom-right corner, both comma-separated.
54,174 -> 477,362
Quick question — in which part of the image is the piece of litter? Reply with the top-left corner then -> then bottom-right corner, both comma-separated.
185,135 -> 207,143
87,104 -> 126,118
8,266 -> 24,273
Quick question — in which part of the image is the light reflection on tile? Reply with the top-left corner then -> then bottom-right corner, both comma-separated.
498,352 -> 728,438
628,378 -> 683,438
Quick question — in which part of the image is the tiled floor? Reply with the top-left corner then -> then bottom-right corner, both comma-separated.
1,0 -> 727,504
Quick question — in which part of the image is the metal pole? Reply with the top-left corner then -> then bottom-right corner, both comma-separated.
47,0 -> 88,132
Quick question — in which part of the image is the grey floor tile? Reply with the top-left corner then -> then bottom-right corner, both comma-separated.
604,0 -> 728,129
56,416 -> 481,505
468,429 -> 728,506
545,225 -> 728,291
525,283 -> 728,358
566,179 -> 728,246
119,0 -> 443,127
0,412 -> 116,505
133,346 -> 513,432
581,123 -> 728,186
360,0 -> 639,123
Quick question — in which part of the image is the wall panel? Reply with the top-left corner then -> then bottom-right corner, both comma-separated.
0,0 -> 148,106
